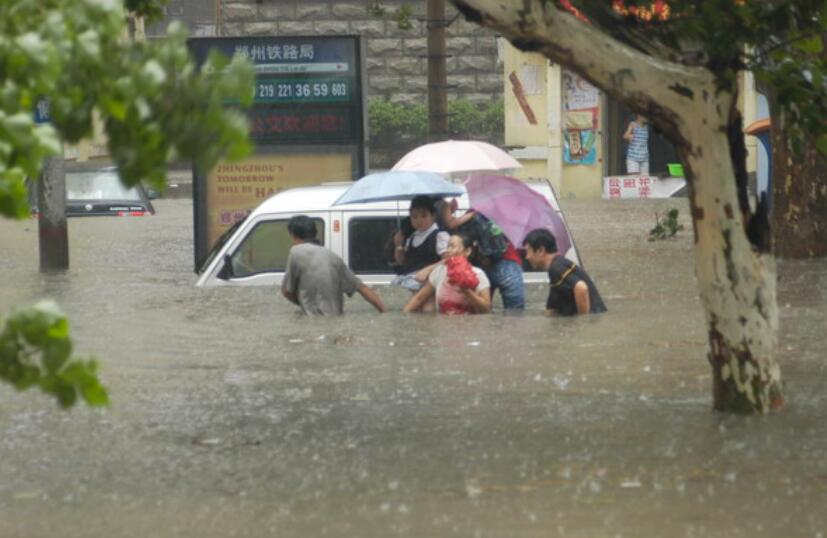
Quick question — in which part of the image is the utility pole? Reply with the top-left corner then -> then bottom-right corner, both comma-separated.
426,0 -> 449,142
38,154 -> 69,271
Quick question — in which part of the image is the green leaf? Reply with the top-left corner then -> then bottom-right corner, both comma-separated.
794,35 -> 823,54
32,124 -> 62,156
0,171 -> 30,219
14,32 -> 47,62
81,381 -> 109,406
817,134 -> 827,157
141,59 -> 167,86
77,30 -> 101,60
1,302 -> 109,409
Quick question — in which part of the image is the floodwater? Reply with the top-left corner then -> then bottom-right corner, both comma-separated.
1,198 -> 826,537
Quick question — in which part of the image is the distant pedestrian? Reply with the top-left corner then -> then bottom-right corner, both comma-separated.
623,114 -> 649,175
281,215 -> 386,315
522,228 -> 607,316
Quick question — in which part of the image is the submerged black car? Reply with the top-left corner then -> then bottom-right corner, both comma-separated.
66,168 -> 155,217
31,168 -> 155,217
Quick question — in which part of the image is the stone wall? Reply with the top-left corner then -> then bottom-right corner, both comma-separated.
217,0 -> 503,105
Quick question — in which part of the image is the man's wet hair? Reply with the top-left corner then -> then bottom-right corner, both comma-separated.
287,215 -> 317,240
409,195 -> 437,215
522,228 -> 558,253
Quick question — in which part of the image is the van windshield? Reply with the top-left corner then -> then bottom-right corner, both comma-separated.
196,218 -> 245,274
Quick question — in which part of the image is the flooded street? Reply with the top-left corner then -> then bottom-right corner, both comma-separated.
1,197 -> 826,537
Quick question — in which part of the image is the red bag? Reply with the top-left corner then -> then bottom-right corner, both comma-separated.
445,256 -> 479,289
439,300 -> 471,315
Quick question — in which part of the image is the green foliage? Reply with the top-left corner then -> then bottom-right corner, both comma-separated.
124,0 -> 169,24
0,0 -> 254,408
367,1 -> 414,30
448,99 -> 504,140
367,0 -> 387,18
0,301 -> 108,408
395,4 -> 415,30
369,98 -> 504,146
571,0 -> 827,156
369,98 -> 428,142
0,0 -> 254,220
648,207 -> 684,241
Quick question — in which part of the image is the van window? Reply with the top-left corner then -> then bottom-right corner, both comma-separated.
348,217 -> 399,274
230,218 -> 324,277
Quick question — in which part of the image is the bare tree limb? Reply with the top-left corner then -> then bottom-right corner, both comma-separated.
451,0 -> 718,145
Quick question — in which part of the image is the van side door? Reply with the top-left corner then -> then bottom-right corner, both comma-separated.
342,211 -> 400,285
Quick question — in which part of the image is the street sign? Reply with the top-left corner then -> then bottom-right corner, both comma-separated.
34,98 -> 50,124
188,36 -> 364,145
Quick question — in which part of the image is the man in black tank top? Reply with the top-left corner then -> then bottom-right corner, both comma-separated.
522,228 -> 607,316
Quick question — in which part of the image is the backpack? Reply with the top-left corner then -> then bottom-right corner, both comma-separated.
459,212 -> 508,260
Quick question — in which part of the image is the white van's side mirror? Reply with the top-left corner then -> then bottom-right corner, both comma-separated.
217,254 -> 234,280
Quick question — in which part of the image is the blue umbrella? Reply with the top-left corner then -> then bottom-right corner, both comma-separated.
332,170 -> 464,206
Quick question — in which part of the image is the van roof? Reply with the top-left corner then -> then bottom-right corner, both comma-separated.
251,178 -> 557,215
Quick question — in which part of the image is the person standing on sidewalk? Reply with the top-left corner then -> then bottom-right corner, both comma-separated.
623,114 -> 650,175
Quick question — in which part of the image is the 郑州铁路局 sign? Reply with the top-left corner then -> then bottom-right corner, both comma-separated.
188,35 -> 366,268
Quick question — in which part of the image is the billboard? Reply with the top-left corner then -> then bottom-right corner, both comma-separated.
189,35 -> 366,268
204,151 -> 353,249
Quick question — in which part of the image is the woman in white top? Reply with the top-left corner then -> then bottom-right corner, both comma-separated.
403,234 -> 491,315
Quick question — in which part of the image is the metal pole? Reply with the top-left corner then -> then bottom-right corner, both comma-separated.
427,0 -> 448,142
38,154 -> 69,271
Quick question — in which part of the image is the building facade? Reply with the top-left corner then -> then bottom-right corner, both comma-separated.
502,42 -> 763,199
151,0 -> 505,106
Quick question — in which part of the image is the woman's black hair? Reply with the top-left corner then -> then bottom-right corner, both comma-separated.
455,232 -> 475,252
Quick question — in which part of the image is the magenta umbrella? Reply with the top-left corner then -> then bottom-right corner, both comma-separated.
465,173 -> 572,256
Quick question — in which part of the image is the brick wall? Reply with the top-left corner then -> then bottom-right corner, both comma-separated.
213,0 -> 503,105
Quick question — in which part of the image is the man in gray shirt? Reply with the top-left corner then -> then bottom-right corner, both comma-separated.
281,215 -> 387,315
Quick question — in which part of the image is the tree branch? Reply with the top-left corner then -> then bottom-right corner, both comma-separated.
452,0 -> 717,143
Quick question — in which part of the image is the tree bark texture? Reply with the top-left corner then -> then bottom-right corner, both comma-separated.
770,110 -> 827,258
37,155 -> 69,271
453,0 -> 784,413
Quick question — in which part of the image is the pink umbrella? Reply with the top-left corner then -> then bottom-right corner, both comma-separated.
392,140 -> 522,175
464,173 -> 572,256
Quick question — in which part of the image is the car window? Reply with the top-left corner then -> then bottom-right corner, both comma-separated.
230,218 -> 325,278
66,172 -> 143,201
197,218 -> 246,275
348,217 -> 399,274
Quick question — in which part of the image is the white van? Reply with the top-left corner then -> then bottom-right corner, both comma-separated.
195,179 -> 579,287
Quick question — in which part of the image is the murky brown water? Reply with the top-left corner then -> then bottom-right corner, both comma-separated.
1,198 -> 826,537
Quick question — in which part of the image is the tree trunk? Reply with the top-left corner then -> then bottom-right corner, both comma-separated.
678,96 -> 783,413
451,0 -> 784,413
38,155 -> 69,271
770,111 -> 827,258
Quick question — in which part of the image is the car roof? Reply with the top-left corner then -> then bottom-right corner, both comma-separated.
250,178 -> 557,216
